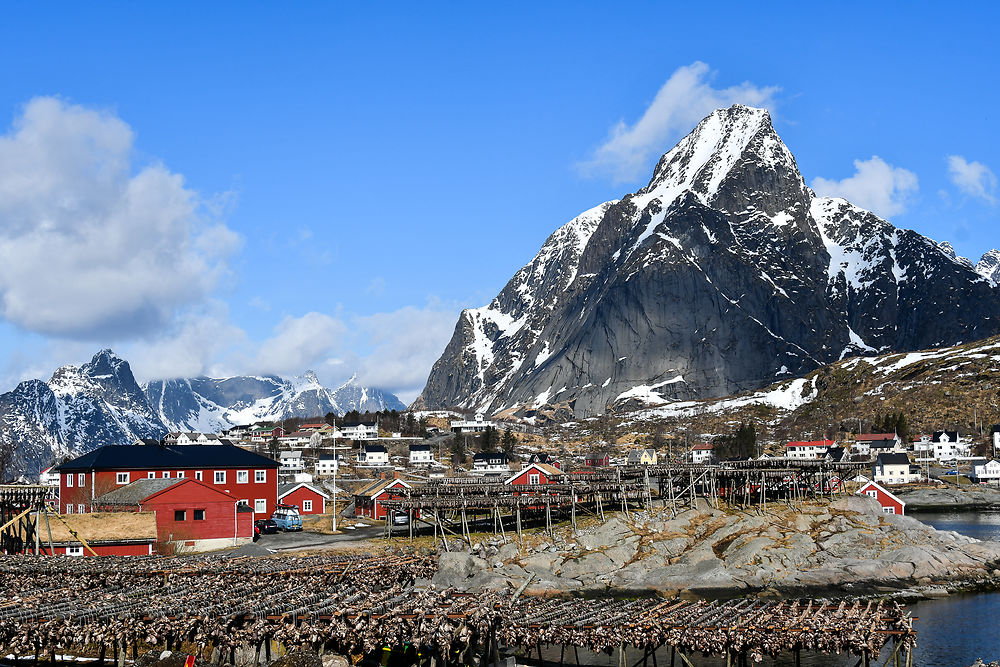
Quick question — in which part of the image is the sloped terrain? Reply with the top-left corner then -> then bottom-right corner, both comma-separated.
415,105 -> 1000,419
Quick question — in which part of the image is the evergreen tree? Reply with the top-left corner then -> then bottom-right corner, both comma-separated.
481,425 -> 500,451
500,429 -> 518,458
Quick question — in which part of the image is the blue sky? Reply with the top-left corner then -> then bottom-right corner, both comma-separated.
0,3 -> 997,402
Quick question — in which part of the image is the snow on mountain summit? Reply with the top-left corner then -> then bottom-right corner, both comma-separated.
415,104 -> 1000,420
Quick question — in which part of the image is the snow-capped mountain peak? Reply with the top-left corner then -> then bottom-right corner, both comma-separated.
977,249 -> 1000,286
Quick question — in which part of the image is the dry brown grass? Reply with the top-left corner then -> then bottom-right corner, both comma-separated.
47,512 -> 157,542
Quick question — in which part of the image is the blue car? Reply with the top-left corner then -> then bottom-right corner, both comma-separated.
943,469 -> 959,476
271,503 -> 303,531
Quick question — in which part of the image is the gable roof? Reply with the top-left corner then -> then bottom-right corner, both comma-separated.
856,433 -> 897,441
932,430 -> 960,441
94,478 -> 182,505
786,440 -> 835,448
527,453 -> 558,464
857,480 -> 905,507
876,452 -> 910,466
409,444 -> 431,452
362,444 -> 387,453
505,462 -> 562,484
278,482 -> 330,500
355,478 -> 410,499
473,452 -> 508,463
54,444 -> 279,472
692,443 -> 714,451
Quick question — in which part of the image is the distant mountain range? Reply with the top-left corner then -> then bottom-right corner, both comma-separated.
0,349 -> 404,477
414,104 -> 1000,420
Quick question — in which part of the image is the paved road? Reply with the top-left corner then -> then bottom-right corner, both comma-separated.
256,525 -> 384,551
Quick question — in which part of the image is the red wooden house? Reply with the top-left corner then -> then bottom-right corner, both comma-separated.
92,477 -> 255,552
353,478 -> 411,520
44,512 -> 158,556
55,443 -> 280,518
857,480 -> 906,516
505,463 -> 562,486
278,482 -> 330,515
584,450 -> 610,467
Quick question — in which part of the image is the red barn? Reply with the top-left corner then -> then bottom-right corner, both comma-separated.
505,463 -> 562,486
354,478 -> 411,520
92,477 -> 255,552
857,480 -> 906,516
278,482 -> 330,514
55,443 -> 280,518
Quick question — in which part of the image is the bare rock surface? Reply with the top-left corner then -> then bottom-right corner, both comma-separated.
432,497 -> 1000,597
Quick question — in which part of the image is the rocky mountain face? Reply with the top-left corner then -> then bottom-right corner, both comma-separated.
144,372 -> 406,433
0,350 -> 404,478
0,350 -> 166,477
414,104 -> 1000,419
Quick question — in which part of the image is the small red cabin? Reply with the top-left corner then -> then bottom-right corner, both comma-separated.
278,482 -> 330,515
354,478 -> 411,521
857,480 -> 906,516
505,463 -> 562,486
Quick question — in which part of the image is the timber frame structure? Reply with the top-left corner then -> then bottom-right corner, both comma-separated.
381,459 -> 870,544
0,485 -> 97,556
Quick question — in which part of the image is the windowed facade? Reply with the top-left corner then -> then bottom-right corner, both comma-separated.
174,510 -> 186,521
77,473 -> 85,487
66,474 -> 74,487
529,473 -> 540,485
77,504 -> 85,514
116,472 -> 130,485
193,509 -> 206,521
255,499 -> 266,513
254,470 -> 266,483
237,470 -> 249,484
66,546 -> 83,556
176,471 -> 185,478
148,472 -> 156,479
302,500 -> 313,512
214,471 -> 226,484
195,471 -> 203,481
65,504 -> 74,514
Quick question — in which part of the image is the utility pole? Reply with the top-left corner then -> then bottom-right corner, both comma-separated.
332,418 -> 338,532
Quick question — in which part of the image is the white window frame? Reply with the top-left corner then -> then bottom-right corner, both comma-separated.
66,474 -> 74,488
254,470 -> 266,483
882,506 -> 895,515
195,471 -> 203,481
147,472 -> 156,479
176,471 -> 185,478
866,490 -> 878,498
254,499 -> 266,513
302,499 -> 313,512
117,472 -> 130,485
66,546 -> 83,557
214,470 -> 226,484
236,470 -> 249,484
65,504 -> 74,514
77,504 -> 85,514
529,473 -> 540,485
162,471 -> 170,478
77,473 -> 85,487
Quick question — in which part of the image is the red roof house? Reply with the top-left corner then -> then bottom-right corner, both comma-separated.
278,482 -> 330,515
857,480 -> 906,516
92,478 -> 255,553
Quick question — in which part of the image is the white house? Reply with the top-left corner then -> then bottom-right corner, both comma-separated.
314,454 -> 342,476
38,465 -> 60,487
851,433 -> 902,457
913,432 -> 971,461
785,440 -> 834,460
451,413 -> 494,433
689,443 -> 715,464
969,458 -> 1000,484
279,450 -> 305,473
339,421 -> 379,440
873,452 -> 916,485
409,444 -> 433,465
357,444 -> 389,466
472,452 -> 509,476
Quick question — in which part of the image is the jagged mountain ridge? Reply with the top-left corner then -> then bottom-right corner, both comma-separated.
0,350 -> 405,478
143,372 -> 405,433
414,104 -> 1000,419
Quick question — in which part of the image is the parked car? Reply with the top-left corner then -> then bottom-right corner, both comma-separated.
271,504 -> 303,531
943,469 -> 959,476
391,511 -> 410,526
254,518 -> 279,534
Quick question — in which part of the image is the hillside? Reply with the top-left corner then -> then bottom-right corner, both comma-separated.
550,334 -> 1000,450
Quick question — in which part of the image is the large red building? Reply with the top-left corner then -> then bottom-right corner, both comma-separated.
55,443 -> 280,517
92,477 -> 254,552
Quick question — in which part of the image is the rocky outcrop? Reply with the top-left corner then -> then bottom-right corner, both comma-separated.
432,498 -> 1000,597
415,105 -> 1000,419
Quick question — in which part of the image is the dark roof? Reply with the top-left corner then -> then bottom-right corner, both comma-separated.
869,440 -> 897,449
932,431 -> 960,441
135,438 -> 162,446
876,452 -> 911,466
363,444 -> 387,453
54,444 -> 279,473
825,446 -> 847,462
94,478 -> 182,505
474,452 -> 508,463
409,444 -> 431,452
528,453 -> 556,464
585,450 -> 610,459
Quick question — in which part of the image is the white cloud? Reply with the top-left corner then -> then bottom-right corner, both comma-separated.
579,62 -> 780,183
252,312 -> 347,377
947,155 -> 997,204
811,156 -> 918,219
0,97 -> 240,339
